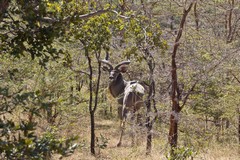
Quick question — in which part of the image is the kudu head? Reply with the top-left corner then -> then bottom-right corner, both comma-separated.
101,59 -> 130,82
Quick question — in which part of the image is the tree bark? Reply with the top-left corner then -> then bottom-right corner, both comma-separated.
86,50 -> 102,155
70,77 -> 74,104
231,73 -> 240,144
194,2 -> 199,31
146,63 -> 156,155
93,52 -> 102,113
205,116 -> 208,131
227,0 -> 234,43
238,107 -> 240,144
86,50 -> 95,155
90,112 -> 95,154
0,0 -> 9,22
168,2 -> 194,155
140,46 -> 157,155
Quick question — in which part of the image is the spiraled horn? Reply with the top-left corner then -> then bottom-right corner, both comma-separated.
100,59 -> 113,70
115,60 -> 131,70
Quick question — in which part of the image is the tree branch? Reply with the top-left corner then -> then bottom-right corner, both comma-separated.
42,9 -> 110,23
180,81 -> 198,110
111,10 -> 130,19
74,9 -> 110,20
174,2 -> 194,53
41,9 -> 132,24
70,66 -> 90,76
231,72 -> 240,84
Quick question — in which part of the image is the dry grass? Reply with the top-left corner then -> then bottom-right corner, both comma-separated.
52,110 -> 239,160
195,144 -> 239,160
4,106 -> 239,160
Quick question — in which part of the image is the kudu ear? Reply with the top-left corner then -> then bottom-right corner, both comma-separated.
118,64 -> 129,73
115,60 -> 130,73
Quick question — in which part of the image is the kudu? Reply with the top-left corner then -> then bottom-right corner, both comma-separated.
101,59 -> 145,147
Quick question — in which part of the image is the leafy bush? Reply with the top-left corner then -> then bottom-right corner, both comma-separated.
166,146 -> 197,160
0,120 -> 78,160
96,134 -> 109,150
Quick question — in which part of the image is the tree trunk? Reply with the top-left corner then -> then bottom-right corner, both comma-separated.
147,95 -> 157,155
146,78 -> 156,155
214,117 -> 221,141
146,124 -> 153,154
0,0 -> 9,22
227,0 -> 235,43
70,77 -> 74,104
119,0 -> 127,46
76,75 -> 84,92
87,51 -> 102,155
168,2 -> 194,156
238,107 -> 240,144
194,2 -> 199,31
141,49 -> 156,155
205,116 -> 208,131
90,112 -> 95,154
231,74 -> 240,144
169,110 -> 180,149
146,98 -> 152,155
85,50 -> 95,155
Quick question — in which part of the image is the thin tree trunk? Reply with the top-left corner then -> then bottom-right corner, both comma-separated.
93,52 -> 102,113
146,69 -> 155,155
87,50 -> 102,155
194,2 -> 199,31
141,0 -> 147,15
231,73 -> 240,144
141,49 -> 157,155
168,2 -> 194,156
169,2 -> 174,31
119,0 -> 126,46
227,0 -> 234,43
70,77 -> 74,104
238,107 -> 240,144
76,75 -> 84,92
0,0 -> 9,22
226,118 -> 230,129
90,112 -> 95,154
225,13 -> 228,37
205,116 -> 208,131
86,50 -> 95,155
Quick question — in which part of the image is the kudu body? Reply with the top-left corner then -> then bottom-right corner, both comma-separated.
101,59 -> 145,147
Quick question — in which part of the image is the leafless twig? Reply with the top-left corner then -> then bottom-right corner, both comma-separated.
70,66 -> 90,76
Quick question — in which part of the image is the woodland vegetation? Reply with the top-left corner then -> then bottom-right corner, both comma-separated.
1,0 -> 240,159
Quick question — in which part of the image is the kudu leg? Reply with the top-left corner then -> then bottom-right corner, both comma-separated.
118,106 -> 123,120
130,112 -> 136,147
117,106 -> 128,147
117,117 -> 126,147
